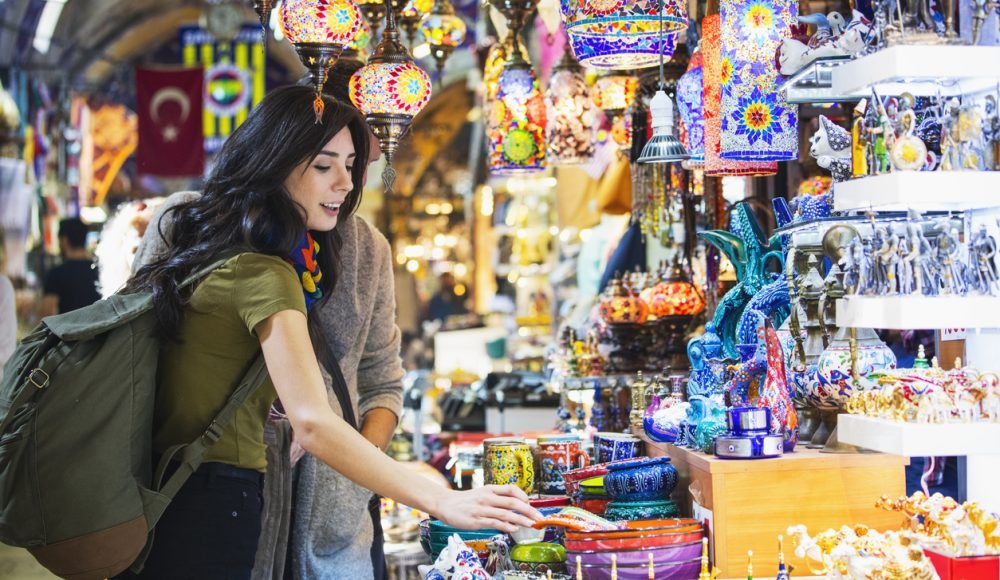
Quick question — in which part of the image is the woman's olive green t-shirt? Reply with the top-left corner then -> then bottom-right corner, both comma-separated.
153,253 -> 306,472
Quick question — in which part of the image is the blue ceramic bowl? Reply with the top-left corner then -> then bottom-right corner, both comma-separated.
603,456 -> 678,502
604,499 -> 680,521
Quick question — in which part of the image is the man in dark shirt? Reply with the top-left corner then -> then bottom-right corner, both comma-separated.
42,218 -> 100,315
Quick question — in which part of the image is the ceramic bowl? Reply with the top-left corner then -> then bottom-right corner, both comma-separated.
567,540 -> 702,567
604,499 -> 680,521
568,556 -> 701,580
530,496 -> 571,509
566,518 -> 699,540
603,456 -> 678,502
511,542 -> 567,564
564,529 -> 703,553
575,497 -> 611,515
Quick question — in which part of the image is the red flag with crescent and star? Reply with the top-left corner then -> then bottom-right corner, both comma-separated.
136,66 -> 205,177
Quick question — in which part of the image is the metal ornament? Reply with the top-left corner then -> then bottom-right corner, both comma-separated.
253,0 -> 273,47
357,0 -> 389,39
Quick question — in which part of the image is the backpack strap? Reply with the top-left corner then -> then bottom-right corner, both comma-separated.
0,335 -> 67,434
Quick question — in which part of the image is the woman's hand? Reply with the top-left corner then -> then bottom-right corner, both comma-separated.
431,485 -> 543,533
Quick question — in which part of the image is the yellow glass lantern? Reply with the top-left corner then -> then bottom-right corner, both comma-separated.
600,278 -> 650,324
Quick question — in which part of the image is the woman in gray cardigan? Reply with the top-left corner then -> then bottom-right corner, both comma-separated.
133,190 -> 409,579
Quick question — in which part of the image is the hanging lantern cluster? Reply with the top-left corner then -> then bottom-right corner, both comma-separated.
719,0 -> 798,161
419,0 -> 468,80
558,0 -> 686,69
545,49 -> 596,165
702,14 -> 775,176
350,0 -> 433,191
592,72 -> 637,151
281,0 -> 365,121
400,0 -> 433,45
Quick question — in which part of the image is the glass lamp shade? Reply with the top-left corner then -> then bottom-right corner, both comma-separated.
650,267 -> 705,316
401,0 -> 433,41
545,53 -> 596,165
719,0 -> 798,161
280,0 -> 364,45
567,0 -> 687,38
488,62 -> 548,174
676,49 -> 704,168
559,0 -> 679,69
419,12 -> 467,48
484,42 -> 509,101
702,14 -> 776,176
591,73 -> 638,112
343,18 -> 373,57
349,61 -> 433,117
637,90 -> 688,164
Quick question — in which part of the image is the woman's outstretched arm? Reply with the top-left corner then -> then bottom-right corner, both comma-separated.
256,309 -> 541,532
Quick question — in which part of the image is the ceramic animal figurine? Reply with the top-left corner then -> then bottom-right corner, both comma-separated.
809,115 -> 853,182
777,11 -> 872,76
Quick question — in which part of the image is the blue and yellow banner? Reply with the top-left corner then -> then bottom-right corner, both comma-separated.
180,25 -> 265,153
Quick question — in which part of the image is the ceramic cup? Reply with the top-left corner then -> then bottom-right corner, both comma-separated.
593,432 -> 643,464
537,435 -> 590,495
483,438 -> 535,495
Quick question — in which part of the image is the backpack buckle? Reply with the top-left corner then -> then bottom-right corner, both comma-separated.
27,369 -> 50,389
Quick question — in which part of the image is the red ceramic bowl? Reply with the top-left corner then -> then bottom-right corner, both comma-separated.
531,496 -> 571,509
575,497 -> 611,515
566,518 -> 700,540
565,529 -> 703,552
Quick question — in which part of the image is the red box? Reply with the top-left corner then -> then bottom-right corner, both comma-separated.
925,549 -> 1000,580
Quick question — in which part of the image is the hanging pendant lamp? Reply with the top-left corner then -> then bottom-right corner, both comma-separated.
719,0 -> 798,161
281,0 -> 364,122
253,0 -> 274,46
400,0 -> 433,45
676,48 -> 704,169
419,0 -> 468,81
350,0 -> 433,192
637,0 -> 687,164
545,47 -> 596,165
342,18 -> 374,59
592,72 -> 637,151
356,0 -> 389,39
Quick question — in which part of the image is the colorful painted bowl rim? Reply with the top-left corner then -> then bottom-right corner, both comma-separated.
572,556 -> 701,569
563,464 -> 609,482
565,526 -> 703,542
605,456 -> 672,471
566,538 -> 701,555
605,498 -> 678,508
566,519 -> 700,538
579,475 -> 605,488
593,432 -> 641,441
531,496 -> 572,508
537,434 -> 582,444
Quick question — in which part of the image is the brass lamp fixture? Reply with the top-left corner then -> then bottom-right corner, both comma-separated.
252,0 -> 274,46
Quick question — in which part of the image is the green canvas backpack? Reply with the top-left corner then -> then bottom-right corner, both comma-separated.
0,257 -> 269,580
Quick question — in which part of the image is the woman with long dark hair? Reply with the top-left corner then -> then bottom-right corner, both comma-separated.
123,85 -> 539,578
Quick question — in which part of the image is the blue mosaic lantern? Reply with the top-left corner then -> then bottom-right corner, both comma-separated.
676,48 -> 704,169
559,0 -> 682,69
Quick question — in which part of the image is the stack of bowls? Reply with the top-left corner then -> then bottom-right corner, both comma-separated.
563,463 -> 611,514
602,456 -> 679,522
419,519 -> 503,564
564,519 -> 704,579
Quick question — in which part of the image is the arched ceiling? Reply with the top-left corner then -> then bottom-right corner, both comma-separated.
1,0 -> 302,89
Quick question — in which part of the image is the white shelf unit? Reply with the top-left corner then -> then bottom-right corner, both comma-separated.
838,415 -> 1000,514
835,295 -> 1000,329
833,172 -> 1000,213
830,45 -> 1000,98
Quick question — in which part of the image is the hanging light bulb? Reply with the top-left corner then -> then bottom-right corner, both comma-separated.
592,72 -> 637,151
281,0 -> 364,122
637,0 -> 686,164
545,48 -> 595,165
400,0 -> 433,45
356,0 -> 388,39
253,0 -> 274,46
419,0 -> 467,81
350,0 -> 433,192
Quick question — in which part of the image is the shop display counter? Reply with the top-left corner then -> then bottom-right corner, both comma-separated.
643,437 -> 908,578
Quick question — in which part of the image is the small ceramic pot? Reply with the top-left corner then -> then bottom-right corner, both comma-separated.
562,463 -> 609,497
604,499 -> 680,521
603,456 -> 678,502
483,438 -> 535,495
593,432 -> 643,464
537,435 -> 590,495
511,542 -> 567,575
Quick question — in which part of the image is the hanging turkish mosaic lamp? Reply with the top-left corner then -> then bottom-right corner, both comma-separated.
356,0 -> 388,39
545,48 -> 596,165
558,0 -> 682,69
637,0 -> 687,164
419,0 -> 468,81
702,14 -> 776,176
719,0 -> 798,161
676,48 -> 704,169
350,0 -> 433,191
489,42 -> 548,173
253,0 -> 274,46
400,0 -> 433,45
592,72 -> 638,151
281,0 -> 364,122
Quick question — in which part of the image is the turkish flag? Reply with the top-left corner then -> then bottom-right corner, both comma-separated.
136,67 -> 205,177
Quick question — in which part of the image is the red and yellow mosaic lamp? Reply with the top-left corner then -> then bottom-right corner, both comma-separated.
419,0 -> 467,80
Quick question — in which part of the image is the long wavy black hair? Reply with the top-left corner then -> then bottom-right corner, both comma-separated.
128,84 -> 371,341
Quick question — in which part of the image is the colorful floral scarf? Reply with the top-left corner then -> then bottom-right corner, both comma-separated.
286,232 -> 323,311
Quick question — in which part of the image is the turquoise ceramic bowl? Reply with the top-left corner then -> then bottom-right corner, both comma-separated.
604,499 -> 680,521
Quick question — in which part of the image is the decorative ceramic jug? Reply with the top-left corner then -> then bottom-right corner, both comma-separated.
599,278 -> 650,324
815,327 -> 896,409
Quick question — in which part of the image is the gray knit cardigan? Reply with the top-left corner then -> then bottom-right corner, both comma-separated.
133,191 -> 405,579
